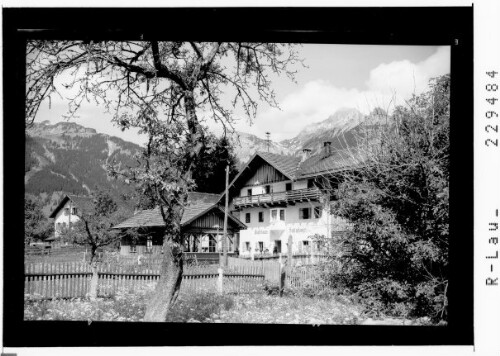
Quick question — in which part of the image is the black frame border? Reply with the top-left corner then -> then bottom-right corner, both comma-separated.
2,7 -> 473,347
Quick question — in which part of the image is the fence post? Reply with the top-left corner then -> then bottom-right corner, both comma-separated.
279,262 -> 286,297
287,234 -> 293,269
217,267 -> 223,295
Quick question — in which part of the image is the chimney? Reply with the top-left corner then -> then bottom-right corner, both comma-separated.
323,141 -> 332,157
301,148 -> 312,162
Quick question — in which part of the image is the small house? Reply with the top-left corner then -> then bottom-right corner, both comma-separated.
48,195 -> 93,245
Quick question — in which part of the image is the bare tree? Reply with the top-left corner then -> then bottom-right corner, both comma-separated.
26,40 -> 302,321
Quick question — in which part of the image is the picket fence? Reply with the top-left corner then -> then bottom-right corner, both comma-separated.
24,261 -> 265,300
227,256 -> 333,293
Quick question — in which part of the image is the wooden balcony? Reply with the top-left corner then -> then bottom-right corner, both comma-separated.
233,188 -> 322,208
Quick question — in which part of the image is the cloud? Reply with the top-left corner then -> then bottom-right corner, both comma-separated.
237,46 -> 450,141
366,46 -> 450,98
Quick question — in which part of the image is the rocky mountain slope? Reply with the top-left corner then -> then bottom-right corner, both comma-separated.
25,121 -> 141,215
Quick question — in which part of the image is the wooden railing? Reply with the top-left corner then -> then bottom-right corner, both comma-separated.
233,188 -> 321,207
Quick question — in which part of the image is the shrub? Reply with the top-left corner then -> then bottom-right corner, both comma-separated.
167,292 -> 234,322
325,75 -> 450,323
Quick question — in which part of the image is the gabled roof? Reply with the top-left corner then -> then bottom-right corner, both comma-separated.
49,195 -> 93,218
218,149 -> 365,203
256,151 -> 302,180
113,192 -> 245,230
298,148 -> 366,178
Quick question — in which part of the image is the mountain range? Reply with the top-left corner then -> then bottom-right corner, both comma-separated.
233,107 -> 369,163
25,108 -> 377,215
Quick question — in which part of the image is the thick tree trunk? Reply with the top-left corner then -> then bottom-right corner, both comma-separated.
143,239 -> 184,322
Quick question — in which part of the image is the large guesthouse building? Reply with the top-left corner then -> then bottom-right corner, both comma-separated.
225,143 -> 359,256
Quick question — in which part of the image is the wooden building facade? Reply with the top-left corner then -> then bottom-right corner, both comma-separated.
113,193 -> 246,256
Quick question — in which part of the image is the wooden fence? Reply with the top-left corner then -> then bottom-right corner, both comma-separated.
227,256 -> 334,293
227,256 -> 281,283
24,261 -> 264,300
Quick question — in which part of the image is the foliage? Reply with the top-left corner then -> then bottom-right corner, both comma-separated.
24,286 -> 363,324
166,292 -> 235,323
191,134 -> 239,194
328,74 -> 450,322
24,196 -> 54,244
63,190 -> 128,261
24,286 -> 152,322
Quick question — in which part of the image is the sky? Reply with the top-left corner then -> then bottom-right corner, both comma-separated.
34,44 -> 450,146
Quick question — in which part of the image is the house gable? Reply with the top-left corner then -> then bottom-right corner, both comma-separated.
243,161 -> 288,186
183,207 -> 245,233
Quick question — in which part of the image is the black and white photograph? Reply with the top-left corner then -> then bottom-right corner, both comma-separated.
2,5 -> 477,351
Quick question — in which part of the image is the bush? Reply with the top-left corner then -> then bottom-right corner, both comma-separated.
167,292 -> 234,322
326,75 -> 450,323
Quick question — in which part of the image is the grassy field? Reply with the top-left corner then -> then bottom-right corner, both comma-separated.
24,283 -> 434,325
24,283 -> 358,324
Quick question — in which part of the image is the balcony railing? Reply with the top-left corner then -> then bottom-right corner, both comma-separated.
234,188 -> 321,207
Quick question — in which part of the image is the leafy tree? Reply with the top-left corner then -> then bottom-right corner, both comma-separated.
326,75 -> 450,322
191,134 -> 238,194
63,190 -> 127,298
26,40 -> 301,321
24,197 -> 53,245
64,190 -> 125,262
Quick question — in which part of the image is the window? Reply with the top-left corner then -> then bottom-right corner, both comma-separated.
71,207 -> 78,215
247,189 -> 252,196
265,185 -> 271,194
307,179 -> 315,188
258,241 -> 264,253
245,242 -> 251,251
285,182 -> 292,191
147,237 -> 152,252
258,211 -> 264,222
274,240 -> 281,254
64,208 -> 70,216
57,222 -> 62,231
299,207 -> 311,219
130,245 -> 137,253
303,241 -> 310,253
314,206 -> 323,219
245,213 -> 251,223
209,236 -> 217,252
271,208 -> 285,222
